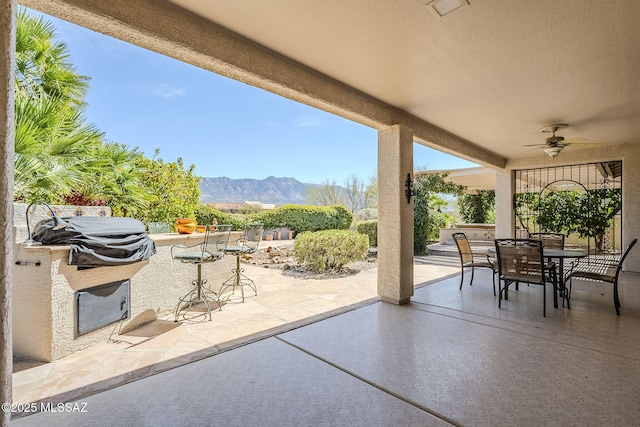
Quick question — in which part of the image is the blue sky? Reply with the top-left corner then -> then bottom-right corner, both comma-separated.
31,8 -> 478,184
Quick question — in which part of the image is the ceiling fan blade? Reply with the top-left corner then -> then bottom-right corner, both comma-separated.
564,142 -> 602,149
562,137 -> 589,145
522,144 -> 549,147
516,146 -> 546,157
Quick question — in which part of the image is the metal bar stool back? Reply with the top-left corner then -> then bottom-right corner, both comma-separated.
171,225 -> 232,321
218,223 -> 264,307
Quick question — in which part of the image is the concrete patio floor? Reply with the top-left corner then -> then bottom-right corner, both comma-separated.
10,254 -> 458,413
10,259 -> 640,426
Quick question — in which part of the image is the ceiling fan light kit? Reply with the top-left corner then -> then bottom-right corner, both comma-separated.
544,146 -> 564,158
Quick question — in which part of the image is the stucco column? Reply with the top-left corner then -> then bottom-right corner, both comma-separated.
0,0 -> 15,425
622,145 -> 640,272
377,125 -> 414,304
494,169 -> 515,238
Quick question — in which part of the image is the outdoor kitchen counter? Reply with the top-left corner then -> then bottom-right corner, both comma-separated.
12,232 -> 240,362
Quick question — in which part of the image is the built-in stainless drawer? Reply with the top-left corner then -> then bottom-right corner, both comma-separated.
76,280 -> 130,336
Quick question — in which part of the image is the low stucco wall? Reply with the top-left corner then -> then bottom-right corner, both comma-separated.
439,226 -> 495,245
12,231 -> 239,362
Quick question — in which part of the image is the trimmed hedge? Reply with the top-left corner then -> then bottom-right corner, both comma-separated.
356,220 -> 377,247
194,204 -> 247,230
294,229 -> 369,273
253,204 -> 352,233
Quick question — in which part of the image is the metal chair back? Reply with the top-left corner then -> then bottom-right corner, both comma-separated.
452,232 -> 473,264
171,224 -> 231,264
202,225 -> 232,261
242,223 -> 264,251
494,238 -> 545,285
613,239 -> 638,281
566,238 -> 637,315
528,232 -> 565,249
228,223 -> 263,254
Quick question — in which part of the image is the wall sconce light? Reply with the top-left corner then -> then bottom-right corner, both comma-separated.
25,202 -> 68,244
405,173 -> 416,204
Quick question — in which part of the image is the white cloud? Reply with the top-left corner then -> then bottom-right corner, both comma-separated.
295,115 -> 323,127
152,83 -> 188,99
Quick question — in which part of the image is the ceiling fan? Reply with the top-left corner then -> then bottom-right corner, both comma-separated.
525,124 -> 589,158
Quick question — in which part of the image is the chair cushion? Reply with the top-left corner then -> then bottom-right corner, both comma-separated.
174,251 -> 220,262
463,261 -> 495,270
225,245 -> 256,254
567,269 -> 616,283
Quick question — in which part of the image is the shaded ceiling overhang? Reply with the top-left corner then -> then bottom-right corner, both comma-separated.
416,167 -> 496,194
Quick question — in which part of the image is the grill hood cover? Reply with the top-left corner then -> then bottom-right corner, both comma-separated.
33,216 -> 156,268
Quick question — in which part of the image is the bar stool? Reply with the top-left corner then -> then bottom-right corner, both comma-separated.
171,225 -> 231,321
218,223 -> 264,308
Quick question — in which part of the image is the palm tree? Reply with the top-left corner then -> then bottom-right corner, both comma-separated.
14,9 -> 103,203
13,9 -> 199,220
15,8 -> 88,107
90,143 -> 157,217
14,91 -> 104,202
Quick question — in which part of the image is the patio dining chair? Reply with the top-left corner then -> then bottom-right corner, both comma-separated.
528,232 -> 565,249
452,232 -> 497,296
494,238 -> 558,317
527,232 -> 566,289
171,225 -> 232,321
565,238 -> 637,315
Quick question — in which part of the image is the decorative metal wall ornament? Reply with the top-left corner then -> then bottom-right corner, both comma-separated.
405,173 -> 416,203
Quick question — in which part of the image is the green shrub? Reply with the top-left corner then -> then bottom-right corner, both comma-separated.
331,205 -> 353,229
250,208 -> 283,230
194,204 -> 247,230
253,204 -> 353,233
294,229 -> 369,273
356,220 -> 377,247
194,203 -> 354,233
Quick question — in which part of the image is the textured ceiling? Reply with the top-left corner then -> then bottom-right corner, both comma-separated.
165,0 -> 640,161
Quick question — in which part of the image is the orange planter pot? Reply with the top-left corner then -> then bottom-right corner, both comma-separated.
175,218 -> 197,234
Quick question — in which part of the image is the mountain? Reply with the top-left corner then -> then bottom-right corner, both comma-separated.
199,176 -> 310,205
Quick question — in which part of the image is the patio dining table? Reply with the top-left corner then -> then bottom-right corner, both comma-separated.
489,246 -> 587,308
542,248 -> 587,308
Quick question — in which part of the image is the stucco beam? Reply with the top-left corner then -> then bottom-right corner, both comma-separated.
20,0 -> 504,169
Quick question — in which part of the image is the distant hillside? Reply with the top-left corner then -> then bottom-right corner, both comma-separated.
199,176 -> 310,205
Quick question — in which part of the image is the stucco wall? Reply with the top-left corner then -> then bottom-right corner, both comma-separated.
622,144 -> 640,271
0,0 -> 15,419
439,227 -> 495,245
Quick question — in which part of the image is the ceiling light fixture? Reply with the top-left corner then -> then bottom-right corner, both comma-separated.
544,146 -> 564,158
426,0 -> 470,18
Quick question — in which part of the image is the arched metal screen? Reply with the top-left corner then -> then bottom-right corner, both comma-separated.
514,161 -> 622,253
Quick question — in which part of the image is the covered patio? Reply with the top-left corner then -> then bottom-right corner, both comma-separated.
2,1 -> 640,425
10,267 -> 640,426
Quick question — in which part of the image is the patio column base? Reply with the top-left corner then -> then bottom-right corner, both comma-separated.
381,296 -> 411,305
